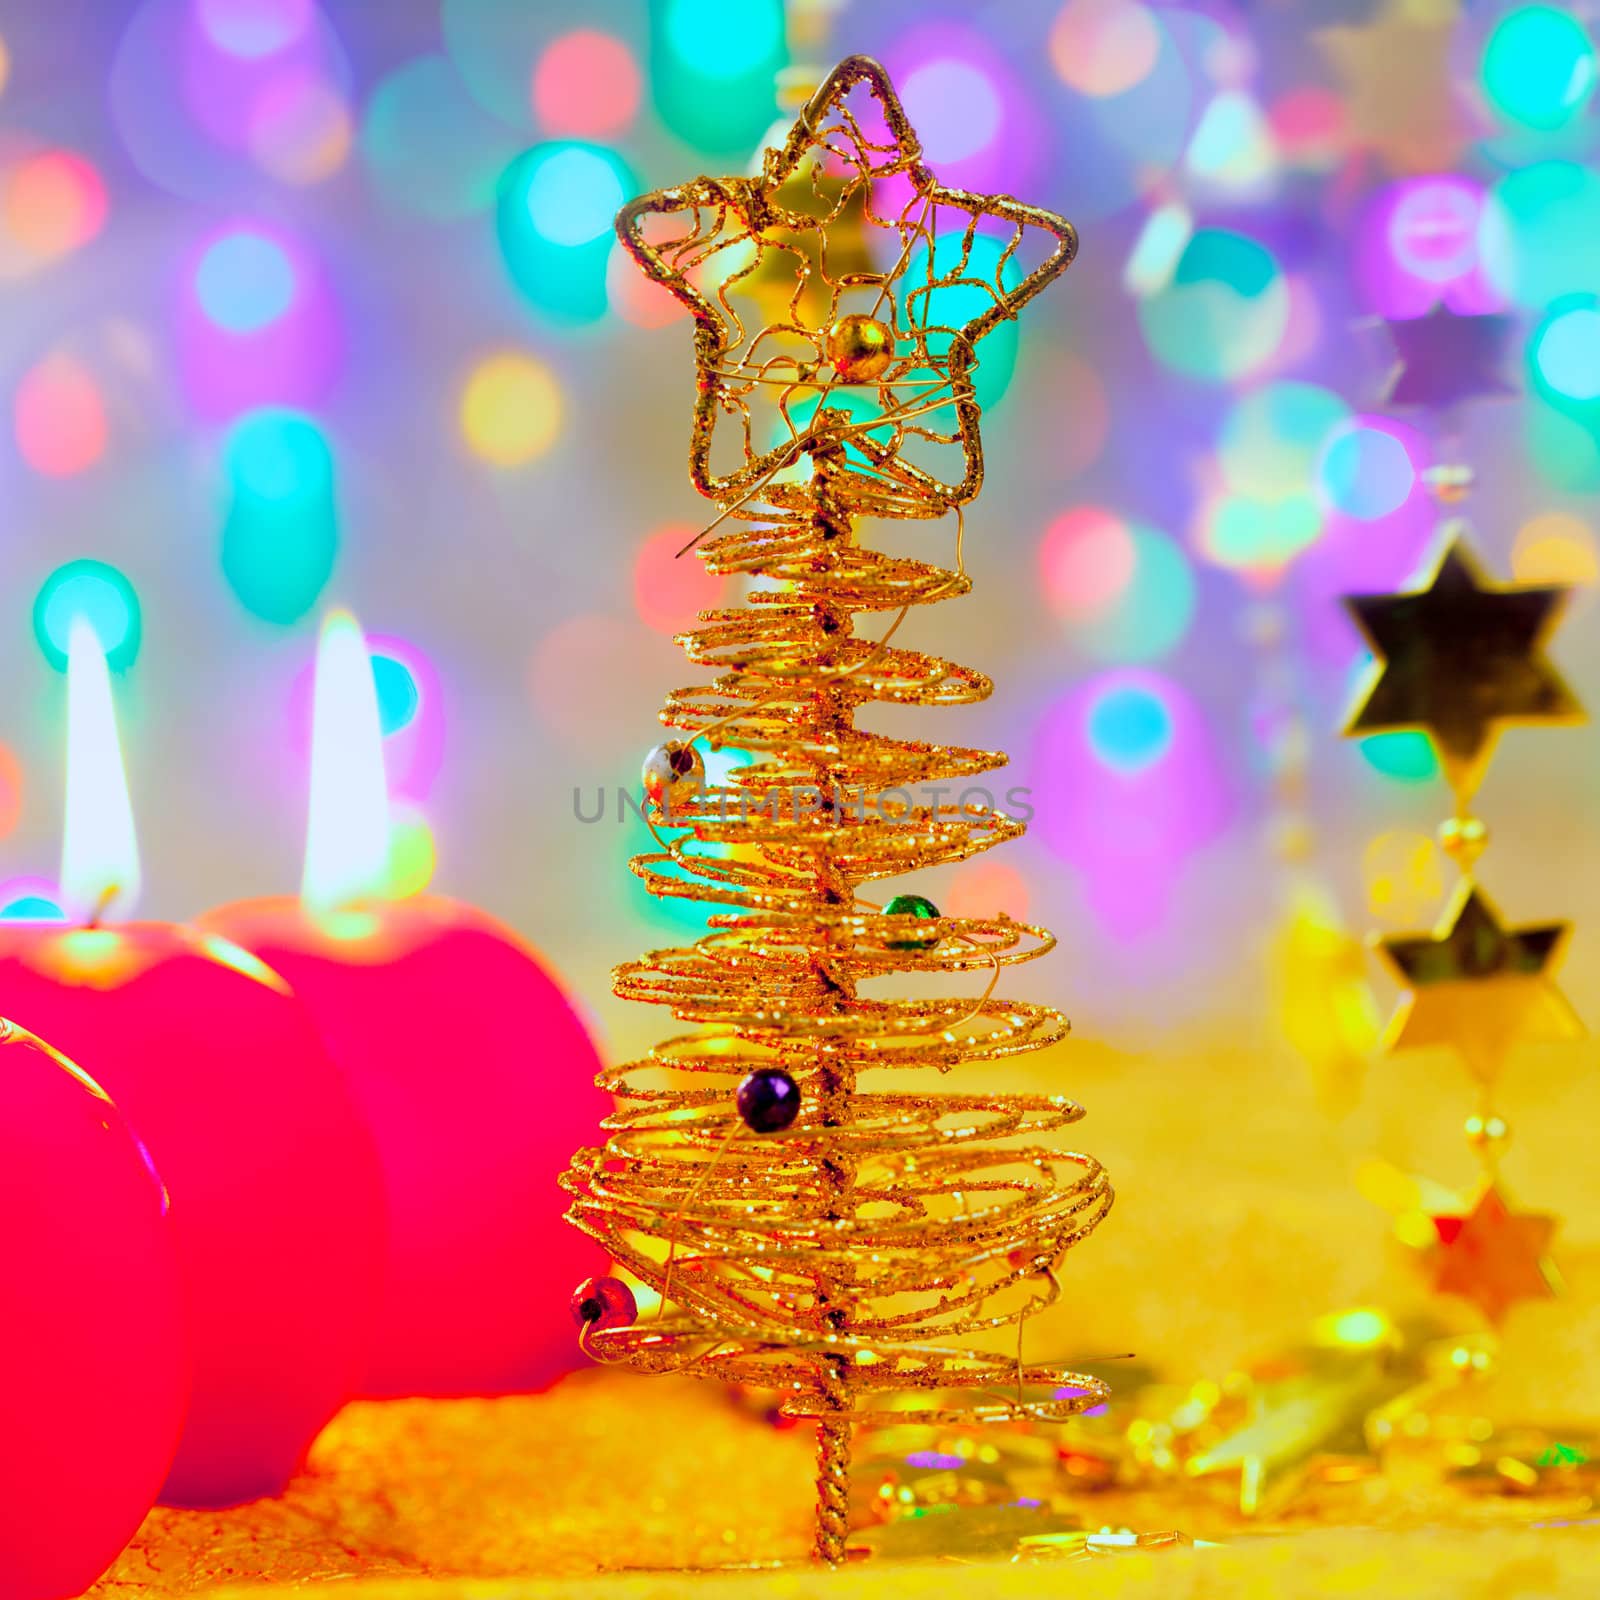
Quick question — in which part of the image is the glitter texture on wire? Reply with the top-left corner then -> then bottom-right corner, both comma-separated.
560,55 -> 1112,1565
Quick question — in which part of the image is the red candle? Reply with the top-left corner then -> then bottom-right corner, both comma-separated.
0,1018 -> 187,1600
0,620 -> 385,1507
206,894 -> 608,1395
206,611 -> 608,1396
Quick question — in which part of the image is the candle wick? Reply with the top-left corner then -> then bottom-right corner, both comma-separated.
87,883 -> 120,930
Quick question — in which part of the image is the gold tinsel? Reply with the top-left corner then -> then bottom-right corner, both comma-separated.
560,55 -> 1110,1565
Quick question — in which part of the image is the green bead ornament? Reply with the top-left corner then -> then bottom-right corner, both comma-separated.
884,893 -> 941,952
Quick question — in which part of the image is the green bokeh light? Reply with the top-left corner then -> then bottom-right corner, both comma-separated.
1480,161 -> 1600,308
1204,491 -> 1323,572
650,0 -> 783,155
33,559 -> 143,673
1481,6 -> 1597,131
1526,394 -> 1600,489
1359,731 -> 1439,784
1219,382 -> 1349,498
221,410 -> 339,625
1138,229 -> 1288,383
497,141 -> 633,323
906,230 -> 1022,412
361,54 -> 517,221
662,0 -> 782,81
1070,524 -> 1196,663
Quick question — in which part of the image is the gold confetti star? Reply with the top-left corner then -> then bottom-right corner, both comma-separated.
1344,532 -> 1584,800
1430,1185 -> 1557,1324
1185,1313 -> 1414,1516
1377,879 -> 1582,1080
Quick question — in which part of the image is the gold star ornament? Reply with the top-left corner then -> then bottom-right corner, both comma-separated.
1377,879 -> 1582,1081
614,54 -> 1076,520
1344,531 -> 1584,799
1430,1184 -> 1557,1324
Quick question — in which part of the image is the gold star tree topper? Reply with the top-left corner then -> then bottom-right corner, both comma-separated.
615,54 -> 1076,522
1344,530 -> 1584,800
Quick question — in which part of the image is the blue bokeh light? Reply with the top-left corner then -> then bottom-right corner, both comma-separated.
498,140 -> 633,323
524,145 -> 627,247
1087,683 -> 1176,774
33,560 -> 143,673
195,230 -> 298,333
372,651 -> 420,737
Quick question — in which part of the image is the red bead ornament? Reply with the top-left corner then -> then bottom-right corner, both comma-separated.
0,1018 -> 187,1599
570,1275 -> 638,1333
0,926 -> 385,1507
202,895 -> 611,1397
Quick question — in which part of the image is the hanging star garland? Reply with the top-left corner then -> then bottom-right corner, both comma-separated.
1381,305 -> 1517,413
1377,879 -> 1582,1080
1344,532 -> 1584,799
1430,1185 -> 1557,1324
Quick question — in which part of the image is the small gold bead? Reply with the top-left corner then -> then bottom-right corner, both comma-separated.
1465,1113 -> 1509,1150
1422,464 -> 1475,504
1241,601 -> 1286,649
1268,814 -> 1316,863
1438,815 -> 1489,867
824,313 -> 894,383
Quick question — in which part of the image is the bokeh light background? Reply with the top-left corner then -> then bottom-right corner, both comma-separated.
4,0 -> 1600,1370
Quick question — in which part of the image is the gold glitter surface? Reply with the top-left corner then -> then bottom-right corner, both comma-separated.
96,1373 -> 818,1590
95,1366 -> 1600,1595
170,1530 -> 1600,1600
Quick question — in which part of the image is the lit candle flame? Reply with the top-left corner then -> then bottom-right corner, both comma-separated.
302,608 -> 390,915
61,616 -> 141,924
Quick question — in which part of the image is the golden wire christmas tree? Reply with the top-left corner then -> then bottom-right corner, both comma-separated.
562,55 -> 1112,1566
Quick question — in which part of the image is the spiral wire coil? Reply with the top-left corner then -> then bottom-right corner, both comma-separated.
561,56 -> 1112,1564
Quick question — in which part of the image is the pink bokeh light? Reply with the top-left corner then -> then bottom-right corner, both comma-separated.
1354,176 -> 1504,319
1031,669 -> 1232,939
